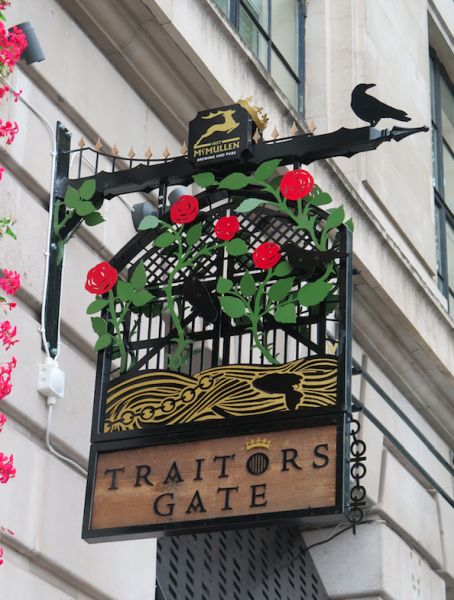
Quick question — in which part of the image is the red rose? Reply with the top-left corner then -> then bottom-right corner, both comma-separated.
252,242 -> 282,270
170,195 -> 199,224
214,216 -> 240,241
85,261 -> 118,295
280,169 -> 314,200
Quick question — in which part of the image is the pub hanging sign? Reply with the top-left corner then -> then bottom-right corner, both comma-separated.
74,92 -> 427,542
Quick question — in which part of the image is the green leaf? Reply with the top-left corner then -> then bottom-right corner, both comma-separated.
226,238 -> 248,256
5,227 -> 16,240
274,260 -> 293,277
91,317 -> 107,336
132,289 -> 154,307
154,231 -> 177,248
84,211 -> 105,226
193,172 -> 216,187
138,215 -> 160,230
324,206 -> 345,231
117,280 -> 134,302
186,222 -> 202,247
218,172 -> 250,190
345,218 -> 354,232
216,277 -> 233,293
297,280 -> 333,307
308,187 -> 332,206
75,201 -> 96,217
130,261 -> 147,290
64,186 -> 80,210
254,159 -> 281,180
79,179 -> 97,200
235,198 -> 268,213
94,333 -> 113,352
274,303 -> 297,324
220,296 -> 246,319
240,272 -> 256,297
87,298 -> 109,314
325,294 -> 339,315
268,277 -> 294,302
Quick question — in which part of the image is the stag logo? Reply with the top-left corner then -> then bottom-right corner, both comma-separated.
194,109 -> 240,148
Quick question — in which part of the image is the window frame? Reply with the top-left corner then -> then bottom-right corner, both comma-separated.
216,0 -> 305,113
430,47 -> 454,313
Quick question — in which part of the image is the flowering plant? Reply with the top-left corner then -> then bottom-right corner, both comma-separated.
85,260 -> 154,374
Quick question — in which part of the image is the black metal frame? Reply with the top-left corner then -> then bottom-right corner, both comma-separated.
430,47 -> 454,314
215,0 -> 305,111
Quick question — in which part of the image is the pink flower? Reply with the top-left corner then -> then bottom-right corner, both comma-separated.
0,453 -> 16,484
13,90 -> 22,103
0,413 -> 6,431
0,269 -> 20,295
0,547 -> 3,566
0,120 -> 19,145
0,321 -> 18,350
0,167 -> 5,181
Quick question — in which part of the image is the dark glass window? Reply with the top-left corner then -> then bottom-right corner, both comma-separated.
430,49 -> 454,317
214,0 -> 304,112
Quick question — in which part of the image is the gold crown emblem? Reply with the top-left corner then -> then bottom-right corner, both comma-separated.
237,97 -> 269,131
246,438 -> 271,451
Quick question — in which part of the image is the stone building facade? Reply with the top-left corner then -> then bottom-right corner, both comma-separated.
0,0 -> 452,599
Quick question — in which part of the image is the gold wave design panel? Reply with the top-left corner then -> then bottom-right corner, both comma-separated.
104,356 -> 338,432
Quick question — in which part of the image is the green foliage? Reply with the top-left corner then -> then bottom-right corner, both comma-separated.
79,179 -> 97,200
138,215 -> 160,230
274,260 -> 293,277
132,289 -> 153,307
240,272 -> 256,297
116,280 -> 134,302
154,231 -> 177,248
268,277 -> 294,302
86,298 -> 108,314
216,277 -> 233,293
84,211 -> 105,226
226,238 -> 248,256
235,198 -> 268,213
220,296 -> 246,318
297,279 -> 332,307
64,186 -> 80,210
274,303 -> 297,324
91,317 -> 107,336
218,172 -> 250,190
186,222 -> 202,247
324,206 -> 345,231
94,333 -> 113,352
254,159 -> 281,180
130,261 -> 147,289
345,218 -> 354,232
193,172 -> 216,187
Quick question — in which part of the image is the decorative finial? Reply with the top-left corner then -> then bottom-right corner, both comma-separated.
78,137 -> 86,148
128,146 -> 136,159
237,97 -> 269,131
180,141 -> 188,155
252,129 -> 262,144
271,126 -> 279,140
111,144 -> 119,156
95,137 -> 103,151
307,120 -> 317,134
162,146 -> 170,159
290,121 -> 298,136
144,146 -> 153,159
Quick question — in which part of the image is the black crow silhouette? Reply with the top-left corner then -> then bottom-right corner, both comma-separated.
351,83 -> 411,127
182,276 -> 219,323
283,243 -> 348,281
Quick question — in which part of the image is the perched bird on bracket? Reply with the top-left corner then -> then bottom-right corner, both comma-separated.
351,83 -> 411,127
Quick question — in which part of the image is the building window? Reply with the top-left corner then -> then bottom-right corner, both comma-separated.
214,0 -> 304,112
430,49 -> 454,317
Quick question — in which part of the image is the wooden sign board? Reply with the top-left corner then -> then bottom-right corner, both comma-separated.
83,422 -> 345,542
